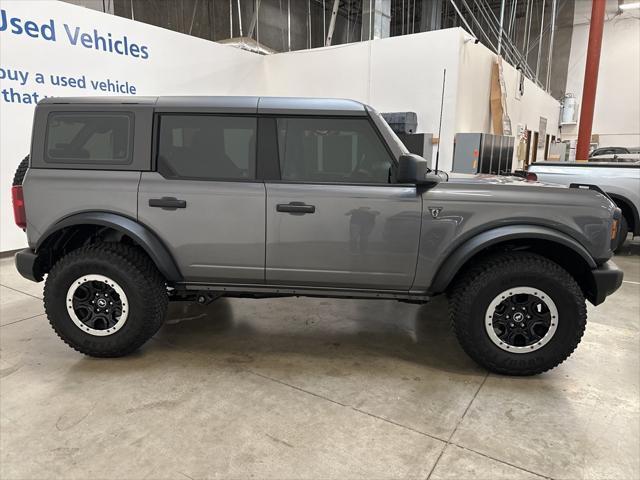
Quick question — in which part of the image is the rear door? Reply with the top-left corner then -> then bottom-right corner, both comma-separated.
263,115 -> 422,290
138,113 -> 265,283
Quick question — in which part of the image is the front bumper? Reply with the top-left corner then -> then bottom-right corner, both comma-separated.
15,248 -> 43,282
588,260 -> 623,306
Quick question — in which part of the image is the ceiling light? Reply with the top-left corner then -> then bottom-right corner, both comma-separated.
620,1 -> 640,10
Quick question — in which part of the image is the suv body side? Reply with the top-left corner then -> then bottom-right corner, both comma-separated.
13,95 -> 625,374
23,96 -> 424,293
21,96 -> 620,306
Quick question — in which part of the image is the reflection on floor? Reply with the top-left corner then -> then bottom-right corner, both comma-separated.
1,239 -> 639,479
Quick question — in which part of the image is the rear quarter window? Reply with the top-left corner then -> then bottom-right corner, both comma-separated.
45,112 -> 133,164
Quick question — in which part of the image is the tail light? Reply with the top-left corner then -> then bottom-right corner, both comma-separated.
525,172 -> 538,182
11,185 -> 26,230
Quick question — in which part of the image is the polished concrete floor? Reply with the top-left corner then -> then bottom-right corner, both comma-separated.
1,241 -> 639,480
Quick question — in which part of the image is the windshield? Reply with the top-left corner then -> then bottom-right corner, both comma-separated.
367,107 -> 409,159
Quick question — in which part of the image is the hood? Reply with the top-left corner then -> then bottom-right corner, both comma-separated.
445,172 -> 564,188
432,171 -> 616,212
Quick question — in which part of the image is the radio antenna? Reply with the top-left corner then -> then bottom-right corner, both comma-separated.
435,69 -> 446,174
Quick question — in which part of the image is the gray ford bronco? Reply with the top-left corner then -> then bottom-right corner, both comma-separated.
12,96 -> 623,375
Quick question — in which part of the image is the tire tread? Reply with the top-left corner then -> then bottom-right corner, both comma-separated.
44,243 -> 168,357
12,155 -> 29,186
448,252 -> 587,375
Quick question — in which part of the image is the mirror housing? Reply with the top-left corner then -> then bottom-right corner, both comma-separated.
396,154 -> 441,186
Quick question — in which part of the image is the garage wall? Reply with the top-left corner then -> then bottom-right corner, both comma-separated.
263,41 -> 373,101
562,2 -> 640,148
455,39 -> 561,168
368,30 -> 462,171
0,0 -> 264,252
264,29 -> 463,170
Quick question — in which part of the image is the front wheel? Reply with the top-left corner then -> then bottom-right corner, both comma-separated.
44,243 -> 168,357
448,252 -> 587,375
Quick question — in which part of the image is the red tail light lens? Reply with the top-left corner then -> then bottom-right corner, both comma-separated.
11,185 -> 26,230
525,172 -> 538,182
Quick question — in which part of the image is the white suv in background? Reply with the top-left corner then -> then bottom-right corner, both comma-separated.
529,161 -> 640,250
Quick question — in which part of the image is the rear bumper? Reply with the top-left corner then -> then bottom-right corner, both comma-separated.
15,248 -> 43,282
588,260 -> 623,306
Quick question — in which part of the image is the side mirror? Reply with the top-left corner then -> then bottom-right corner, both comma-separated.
396,154 -> 441,186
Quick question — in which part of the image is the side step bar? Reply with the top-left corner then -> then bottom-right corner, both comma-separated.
173,282 -> 431,302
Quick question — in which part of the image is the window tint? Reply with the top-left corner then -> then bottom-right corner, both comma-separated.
158,115 -> 256,180
46,113 -> 132,164
277,117 -> 393,183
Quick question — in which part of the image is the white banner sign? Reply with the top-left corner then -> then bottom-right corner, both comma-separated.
0,0 -> 262,251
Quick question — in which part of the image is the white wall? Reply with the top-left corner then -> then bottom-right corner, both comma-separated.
455,38 -> 561,167
263,28 -> 463,170
368,30 -> 462,170
563,1 -> 640,147
0,0 -> 264,251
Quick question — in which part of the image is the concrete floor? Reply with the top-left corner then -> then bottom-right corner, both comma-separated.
1,241 -> 639,480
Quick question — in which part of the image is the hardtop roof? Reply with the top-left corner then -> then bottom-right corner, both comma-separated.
38,96 -> 369,115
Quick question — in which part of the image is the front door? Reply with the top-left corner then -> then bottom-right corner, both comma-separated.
138,114 -> 265,284
265,116 -> 422,290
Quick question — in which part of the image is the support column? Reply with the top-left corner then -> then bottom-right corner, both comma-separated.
498,0 -> 506,55
545,0 -> 557,92
420,0 -> 441,32
576,0 -> 606,161
325,0 -> 340,46
361,0 -> 391,41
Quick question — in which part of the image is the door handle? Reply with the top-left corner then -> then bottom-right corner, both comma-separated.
149,197 -> 187,210
276,202 -> 316,214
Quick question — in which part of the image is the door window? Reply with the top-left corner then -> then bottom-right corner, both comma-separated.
158,115 -> 256,180
277,117 -> 393,183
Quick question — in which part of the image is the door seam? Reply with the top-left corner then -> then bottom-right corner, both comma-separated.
135,171 -> 142,220
409,195 -> 424,290
263,181 -> 267,283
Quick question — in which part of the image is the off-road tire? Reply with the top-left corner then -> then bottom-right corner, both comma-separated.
12,155 -> 29,186
44,243 -> 168,357
614,215 -> 629,252
448,252 -> 587,375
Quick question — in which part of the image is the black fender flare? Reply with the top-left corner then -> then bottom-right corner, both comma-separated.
607,193 -> 639,235
428,225 -> 597,293
36,211 -> 182,282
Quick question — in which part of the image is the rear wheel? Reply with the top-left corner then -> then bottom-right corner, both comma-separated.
44,243 -> 168,357
448,252 -> 587,375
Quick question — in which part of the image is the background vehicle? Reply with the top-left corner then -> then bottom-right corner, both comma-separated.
589,154 -> 640,163
12,96 -> 623,376
589,146 -> 637,157
528,161 -> 640,250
